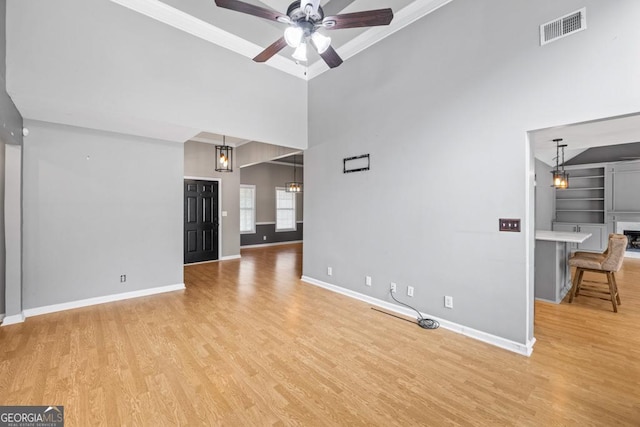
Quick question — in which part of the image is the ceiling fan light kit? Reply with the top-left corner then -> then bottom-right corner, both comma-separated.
292,42 -> 308,62
311,32 -> 331,54
214,0 -> 393,69
284,26 -> 304,48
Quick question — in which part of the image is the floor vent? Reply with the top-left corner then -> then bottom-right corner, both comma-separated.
540,8 -> 586,46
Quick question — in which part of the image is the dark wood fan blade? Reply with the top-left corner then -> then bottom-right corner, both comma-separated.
323,8 -> 393,30
253,37 -> 288,63
319,45 -> 343,68
215,0 -> 285,22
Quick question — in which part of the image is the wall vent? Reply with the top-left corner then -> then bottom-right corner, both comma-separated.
540,8 -> 586,46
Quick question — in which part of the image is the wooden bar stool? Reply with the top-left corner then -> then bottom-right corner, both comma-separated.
568,233 -> 627,312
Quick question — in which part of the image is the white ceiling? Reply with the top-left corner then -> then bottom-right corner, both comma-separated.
531,113 -> 640,166
110,0 -> 453,80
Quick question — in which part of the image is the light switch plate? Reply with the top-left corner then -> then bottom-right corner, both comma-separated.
499,218 -> 521,232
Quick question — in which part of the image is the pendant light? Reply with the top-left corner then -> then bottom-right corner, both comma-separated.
285,155 -> 303,193
215,135 -> 233,172
551,138 -> 569,189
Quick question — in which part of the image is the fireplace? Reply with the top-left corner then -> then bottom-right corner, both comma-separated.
624,230 -> 640,252
616,221 -> 640,259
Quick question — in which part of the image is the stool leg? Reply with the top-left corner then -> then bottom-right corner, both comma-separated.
569,268 -> 584,303
607,272 -> 618,313
612,272 -> 621,305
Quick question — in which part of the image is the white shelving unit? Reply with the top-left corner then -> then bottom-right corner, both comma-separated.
553,166 -> 607,252
555,167 -> 605,224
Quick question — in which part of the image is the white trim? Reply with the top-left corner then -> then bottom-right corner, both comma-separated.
184,254 -> 241,266
240,184 -> 257,234
307,0 -> 454,79
241,240 -> 303,249
109,0 -> 306,79
22,283 -> 185,319
1,313 -> 25,326
110,0 -> 452,81
300,276 -> 535,357
525,132 -> 535,349
275,187 -> 297,232
184,176 -> 223,261
267,161 -> 305,168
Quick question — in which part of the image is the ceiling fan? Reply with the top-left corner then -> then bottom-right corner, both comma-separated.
214,0 -> 393,68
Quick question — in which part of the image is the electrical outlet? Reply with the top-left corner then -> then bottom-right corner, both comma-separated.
444,296 -> 453,309
263,236 -> 267,241
390,282 -> 397,293
120,275 -> 127,283
365,276 -> 372,286
407,286 -> 414,297
327,267 -> 333,276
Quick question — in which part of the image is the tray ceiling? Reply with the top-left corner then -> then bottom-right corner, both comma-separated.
110,0 -> 453,80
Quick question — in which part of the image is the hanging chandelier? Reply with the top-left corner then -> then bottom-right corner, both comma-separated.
551,138 -> 569,189
215,135 -> 233,173
285,155 -> 303,193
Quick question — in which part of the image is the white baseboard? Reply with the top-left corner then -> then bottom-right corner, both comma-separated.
1,312 -> 25,326
22,283 -> 186,319
220,255 -> 242,261
241,240 -> 303,249
300,276 -> 535,357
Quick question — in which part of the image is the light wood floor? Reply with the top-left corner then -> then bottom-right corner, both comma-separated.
1,243 -> 639,425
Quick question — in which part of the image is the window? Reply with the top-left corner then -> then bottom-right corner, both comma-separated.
240,185 -> 256,234
276,187 -> 296,232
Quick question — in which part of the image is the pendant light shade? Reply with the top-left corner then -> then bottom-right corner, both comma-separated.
292,42 -> 308,62
551,138 -> 568,189
215,135 -> 233,172
284,26 -> 304,48
285,155 -> 303,193
311,32 -> 331,54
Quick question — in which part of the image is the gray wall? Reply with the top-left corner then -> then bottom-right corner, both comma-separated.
240,162 -> 304,223
240,162 -> 304,246
184,140 -> 240,258
0,137 -> 4,315
22,120 -> 184,309
1,0 -> 24,317
0,0 -> 5,82
305,0 -> 640,345
0,0 -> 5,316
535,160 -> 555,231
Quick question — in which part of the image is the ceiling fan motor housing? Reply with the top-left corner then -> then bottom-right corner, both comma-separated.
287,1 -> 324,24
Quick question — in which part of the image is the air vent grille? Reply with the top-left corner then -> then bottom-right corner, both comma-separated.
540,8 -> 586,45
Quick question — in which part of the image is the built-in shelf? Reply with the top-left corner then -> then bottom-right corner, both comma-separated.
560,187 -> 605,191
555,166 -> 606,224
557,198 -> 604,201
